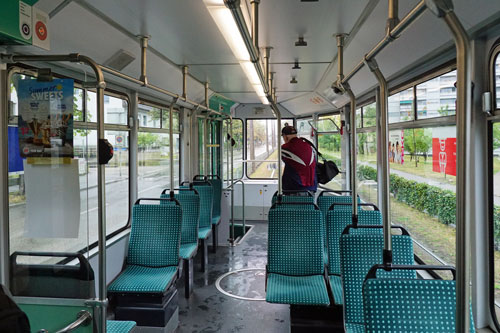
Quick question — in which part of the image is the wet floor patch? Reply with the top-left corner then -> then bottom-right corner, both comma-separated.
215,268 -> 266,301
176,222 -> 289,333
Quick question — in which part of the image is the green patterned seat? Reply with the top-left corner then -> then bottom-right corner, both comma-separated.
209,177 -> 222,225
108,203 -> 182,294
108,265 -> 177,293
193,184 -> 213,240
266,208 -> 329,306
161,191 -> 199,259
317,195 -> 361,216
340,233 -> 415,327
328,275 -> 343,305
107,320 -> 136,332
363,278 -> 475,332
344,323 -> 366,333
266,274 -> 329,305
326,210 -> 382,305
271,192 -> 314,206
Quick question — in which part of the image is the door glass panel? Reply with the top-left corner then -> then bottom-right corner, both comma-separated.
492,122 -> 500,304
495,54 -> 500,110
223,119 -> 243,180
246,119 -> 291,179
318,133 -> 343,190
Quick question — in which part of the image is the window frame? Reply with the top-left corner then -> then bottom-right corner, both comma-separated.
6,65 -> 132,258
222,117 -> 244,181
488,40 -> 500,332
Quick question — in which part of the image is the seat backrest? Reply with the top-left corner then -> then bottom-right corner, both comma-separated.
326,210 -> 382,275
127,203 -> 182,267
340,234 -> 415,324
271,193 -> 315,207
363,278 -> 475,332
318,195 -> 360,216
208,177 -> 222,218
268,208 -> 324,276
161,191 -> 199,245
193,184 -> 213,229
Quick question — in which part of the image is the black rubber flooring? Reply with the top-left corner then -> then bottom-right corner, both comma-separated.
176,222 -> 289,333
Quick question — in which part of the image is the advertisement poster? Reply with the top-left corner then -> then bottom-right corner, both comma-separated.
389,130 -> 404,164
17,78 -> 74,158
432,127 -> 456,176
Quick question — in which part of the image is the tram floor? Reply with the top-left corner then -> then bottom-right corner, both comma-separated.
176,221 -> 290,333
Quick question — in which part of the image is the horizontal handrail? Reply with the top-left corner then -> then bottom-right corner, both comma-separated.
55,310 -> 92,333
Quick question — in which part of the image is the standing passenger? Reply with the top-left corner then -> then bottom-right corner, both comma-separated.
281,124 -> 317,194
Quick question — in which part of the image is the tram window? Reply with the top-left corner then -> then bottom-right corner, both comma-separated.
86,92 -> 129,125
389,87 -> 414,123
162,110 -> 180,130
138,104 -> 161,128
317,114 -> 341,132
387,125 -> 456,277
317,132 -> 343,190
104,130 -> 130,233
8,128 -> 99,263
297,118 -> 313,142
491,122 -> 500,305
362,102 -> 377,127
246,119 -> 292,179
73,88 -> 85,122
417,70 -> 457,119
223,119 -> 243,180
138,133 -> 179,196
357,132 -> 378,205
356,108 -> 362,128
495,54 -> 500,109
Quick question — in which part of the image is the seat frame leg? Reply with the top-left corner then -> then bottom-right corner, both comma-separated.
183,258 -> 194,298
200,238 -> 208,272
211,224 -> 218,253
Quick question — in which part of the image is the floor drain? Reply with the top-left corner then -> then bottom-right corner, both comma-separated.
215,268 -> 266,301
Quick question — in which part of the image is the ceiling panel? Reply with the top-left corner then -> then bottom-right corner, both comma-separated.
281,92 -> 335,116
82,0 -> 238,65
272,63 -> 330,92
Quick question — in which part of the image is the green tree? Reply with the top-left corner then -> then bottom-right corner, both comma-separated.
363,105 -> 376,127
404,128 -> 432,166
437,105 -> 451,116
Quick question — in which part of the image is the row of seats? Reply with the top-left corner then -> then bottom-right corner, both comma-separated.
266,191 -> 475,332
107,175 -> 222,328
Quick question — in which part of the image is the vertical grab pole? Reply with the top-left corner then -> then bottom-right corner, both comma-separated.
204,117 -> 209,177
426,2 -> 472,330
366,58 -> 392,264
0,68 -> 9,286
230,117 -> 235,245
345,87 -> 358,225
93,61 -> 107,333
271,103 -> 282,196
169,98 -> 178,191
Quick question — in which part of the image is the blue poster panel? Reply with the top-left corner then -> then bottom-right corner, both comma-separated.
17,78 -> 74,158
8,127 -> 24,173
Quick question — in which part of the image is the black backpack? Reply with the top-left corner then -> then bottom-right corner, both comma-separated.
0,285 -> 30,333
301,138 -> 340,184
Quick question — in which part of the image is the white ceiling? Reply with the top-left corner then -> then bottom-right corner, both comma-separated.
17,0 -> 500,115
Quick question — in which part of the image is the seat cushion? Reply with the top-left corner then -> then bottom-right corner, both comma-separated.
179,243 -> 197,259
211,215 -> 221,225
329,275 -> 343,305
198,226 -> 212,239
107,320 -> 136,333
345,322 -> 365,333
108,265 -> 177,294
266,273 -> 329,306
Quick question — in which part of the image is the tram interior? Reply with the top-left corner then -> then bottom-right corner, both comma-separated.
1,0 -> 500,332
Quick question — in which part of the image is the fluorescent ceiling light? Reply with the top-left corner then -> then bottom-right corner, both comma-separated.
204,0 -> 268,105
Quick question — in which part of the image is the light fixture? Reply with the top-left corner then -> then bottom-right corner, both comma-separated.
292,60 -> 301,70
295,36 -> 307,47
203,0 -> 269,105
290,77 -> 298,84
